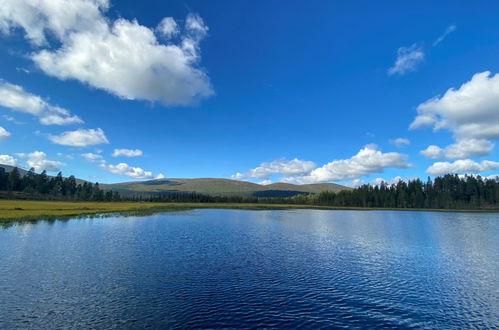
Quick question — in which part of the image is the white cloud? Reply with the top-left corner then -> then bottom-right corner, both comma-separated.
17,151 -> 65,172
155,173 -> 165,179
410,71 -> 499,140
232,158 -> 316,180
347,176 -> 410,188
0,0 -> 109,46
49,128 -> 109,147
100,162 -> 154,179
0,81 -> 83,125
284,145 -> 410,184
0,0 -> 213,105
390,137 -> 410,148
388,44 -> 425,75
0,126 -> 11,141
234,145 -> 411,184
0,154 -> 18,166
420,139 -> 494,159
156,17 -> 178,39
427,159 -> 499,176
260,179 -> 272,185
81,152 -> 103,162
112,148 -> 143,157
2,115 -> 25,124
433,25 -> 456,47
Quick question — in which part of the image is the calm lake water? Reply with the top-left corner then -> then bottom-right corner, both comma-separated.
0,209 -> 498,328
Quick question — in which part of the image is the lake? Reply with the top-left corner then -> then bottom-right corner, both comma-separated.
0,209 -> 498,328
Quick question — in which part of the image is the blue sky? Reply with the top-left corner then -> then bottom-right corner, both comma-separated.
1,0 -> 499,185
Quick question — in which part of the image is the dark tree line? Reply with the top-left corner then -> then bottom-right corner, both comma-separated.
1,167 -> 498,209
0,167 -> 120,201
287,174 -> 499,209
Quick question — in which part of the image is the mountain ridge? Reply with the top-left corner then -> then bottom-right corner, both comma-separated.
0,164 -> 350,197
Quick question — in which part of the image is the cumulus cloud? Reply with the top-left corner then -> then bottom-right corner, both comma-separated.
100,162 -> 154,179
347,176 -> 411,188
234,145 -> 410,184
426,159 -> 499,176
0,81 -> 83,125
232,158 -> 316,180
0,0 -> 213,105
81,152 -> 103,162
283,145 -> 410,184
390,137 -> 410,148
0,126 -> 11,141
17,151 -> 65,172
0,154 -> 18,166
410,71 -> 499,140
49,128 -> 109,147
433,25 -> 456,47
112,148 -> 143,157
388,44 -> 425,75
420,139 -> 494,159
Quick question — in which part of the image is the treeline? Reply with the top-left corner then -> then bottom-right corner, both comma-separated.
0,167 -> 120,201
1,166 -> 498,209
288,175 -> 499,209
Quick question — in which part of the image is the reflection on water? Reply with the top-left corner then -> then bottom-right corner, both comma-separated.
0,209 -> 497,328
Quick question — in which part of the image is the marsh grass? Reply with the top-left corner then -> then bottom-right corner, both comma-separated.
1,200 -> 496,226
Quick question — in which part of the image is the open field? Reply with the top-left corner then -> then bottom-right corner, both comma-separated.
1,200 -> 498,223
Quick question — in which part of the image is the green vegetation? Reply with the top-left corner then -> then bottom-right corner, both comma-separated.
102,178 -> 347,197
1,165 -> 498,223
3,200 -> 496,224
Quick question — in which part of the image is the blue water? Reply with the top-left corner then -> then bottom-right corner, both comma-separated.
0,209 -> 498,328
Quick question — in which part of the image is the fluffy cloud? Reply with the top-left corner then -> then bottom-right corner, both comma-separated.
234,145 -> 410,184
112,148 -> 143,157
390,137 -> 410,148
0,154 -> 18,166
0,81 -> 83,125
100,162 -> 154,179
284,145 -> 410,184
17,151 -> 65,172
420,139 -> 494,159
81,152 -> 103,162
388,44 -> 425,75
0,0 -> 213,105
426,159 -> 499,176
49,128 -> 109,147
232,158 -> 316,180
410,71 -> 499,140
0,126 -> 11,141
156,17 -> 178,39
347,176 -> 412,188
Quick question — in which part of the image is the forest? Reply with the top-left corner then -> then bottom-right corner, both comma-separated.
1,166 -> 498,209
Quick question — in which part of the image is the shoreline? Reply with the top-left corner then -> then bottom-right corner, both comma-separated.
1,200 -> 498,223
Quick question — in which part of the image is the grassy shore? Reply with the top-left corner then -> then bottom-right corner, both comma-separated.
0,200 -> 497,222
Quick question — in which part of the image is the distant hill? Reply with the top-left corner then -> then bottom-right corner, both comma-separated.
102,178 -> 349,197
0,164 -> 350,197
0,164 -> 29,176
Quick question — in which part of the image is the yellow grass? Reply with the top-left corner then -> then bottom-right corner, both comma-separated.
0,200 -> 496,222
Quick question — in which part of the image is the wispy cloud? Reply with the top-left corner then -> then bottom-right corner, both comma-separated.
433,25 -> 456,47
388,44 -> 425,76
0,80 -> 83,125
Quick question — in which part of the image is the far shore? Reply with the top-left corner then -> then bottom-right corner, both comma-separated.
1,200 -> 498,223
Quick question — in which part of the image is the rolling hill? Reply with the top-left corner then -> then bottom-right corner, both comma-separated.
1,164 -> 350,197
102,178 -> 349,197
